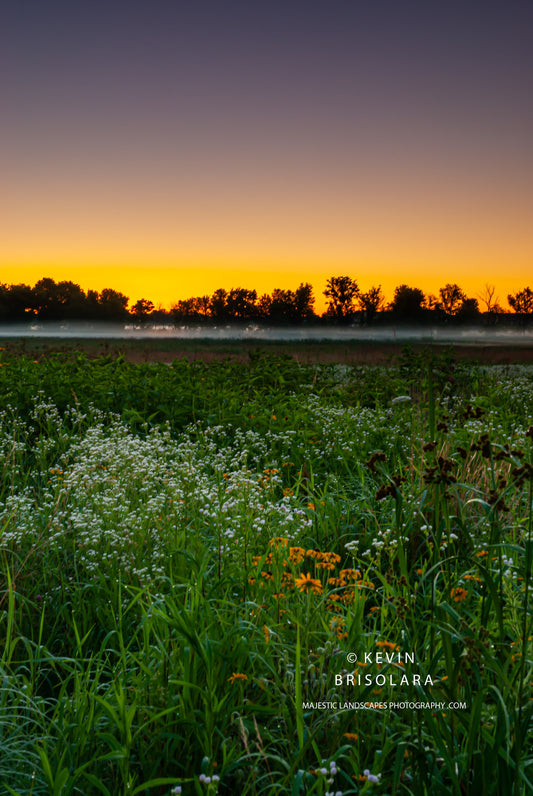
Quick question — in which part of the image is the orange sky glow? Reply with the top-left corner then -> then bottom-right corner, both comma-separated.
2,3 -> 531,314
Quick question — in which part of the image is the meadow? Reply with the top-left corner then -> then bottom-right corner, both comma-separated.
0,347 -> 531,795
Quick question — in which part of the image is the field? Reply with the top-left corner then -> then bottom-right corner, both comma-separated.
0,346 -> 532,794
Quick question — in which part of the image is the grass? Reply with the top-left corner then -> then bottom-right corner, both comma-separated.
0,347 -> 532,794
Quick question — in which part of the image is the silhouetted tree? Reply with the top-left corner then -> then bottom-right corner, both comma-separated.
267,289 -> 295,323
478,283 -> 501,313
0,283 -> 35,321
171,296 -> 211,323
150,304 -> 172,323
32,278 -> 88,320
508,287 -> 533,314
266,285 -> 315,323
323,276 -> 359,322
132,298 -> 155,324
86,289 -> 101,318
456,297 -> 480,322
439,283 -> 467,316
225,288 -> 258,321
257,293 -> 272,320
195,295 -> 211,317
390,284 -> 426,319
293,282 -> 316,321
358,285 -> 384,324
209,288 -> 229,322
97,288 -> 130,321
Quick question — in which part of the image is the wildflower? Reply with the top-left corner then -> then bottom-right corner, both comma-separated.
228,672 -> 248,683
171,786 -> 182,795
450,587 -> 468,602
344,539 -> 359,553
339,568 -> 361,581
295,572 -> 323,594
269,537 -> 289,549
320,551 -> 341,564
391,395 -> 412,405
359,768 -> 381,784
376,640 -> 398,651
289,546 -> 306,563
343,732 -> 358,741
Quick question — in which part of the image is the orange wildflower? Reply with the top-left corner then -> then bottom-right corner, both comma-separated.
376,640 -> 399,651
450,587 -> 468,602
295,572 -> 323,594
228,673 -> 248,683
269,537 -> 289,549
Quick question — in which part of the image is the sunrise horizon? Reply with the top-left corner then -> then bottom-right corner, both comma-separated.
0,261 -> 531,316
2,1 -> 531,317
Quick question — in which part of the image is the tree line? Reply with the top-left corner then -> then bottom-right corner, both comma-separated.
1,275 -> 532,325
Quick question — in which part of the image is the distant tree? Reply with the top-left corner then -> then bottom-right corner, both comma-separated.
425,294 -> 440,311
323,276 -> 359,322
195,295 -> 211,317
86,289 -> 101,318
293,282 -> 316,321
171,296 -> 211,324
439,283 -> 466,316
150,303 -> 171,323
32,278 -> 88,320
131,298 -> 155,324
257,293 -> 272,320
171,298 -> 196,323
97,288 -> 130,321
508,287 -> 533,314
456,297 -> 480,322
267,288 -> 295,323
358,285 -> 384,324
266,285 -> 314,323
225,288 -> 258,321
478,283 -> 500,313
0,283 -> 35,321
390,284 -> 426,319
209,288 -> 228,322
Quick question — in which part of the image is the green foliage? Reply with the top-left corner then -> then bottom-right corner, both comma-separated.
0,351 -> 532,794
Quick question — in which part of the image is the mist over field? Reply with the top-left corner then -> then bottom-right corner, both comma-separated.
1,322 -> 533,345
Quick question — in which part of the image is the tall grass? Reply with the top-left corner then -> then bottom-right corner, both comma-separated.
0,349 -> 531,793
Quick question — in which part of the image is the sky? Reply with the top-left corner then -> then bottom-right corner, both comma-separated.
1,0 -> 532,311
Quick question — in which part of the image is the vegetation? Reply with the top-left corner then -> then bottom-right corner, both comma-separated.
1,277 -> 533,326
0,348 -> 532,794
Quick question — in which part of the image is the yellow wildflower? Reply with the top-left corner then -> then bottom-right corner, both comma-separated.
228,673 -> 248,683
295,572 -> 323,594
